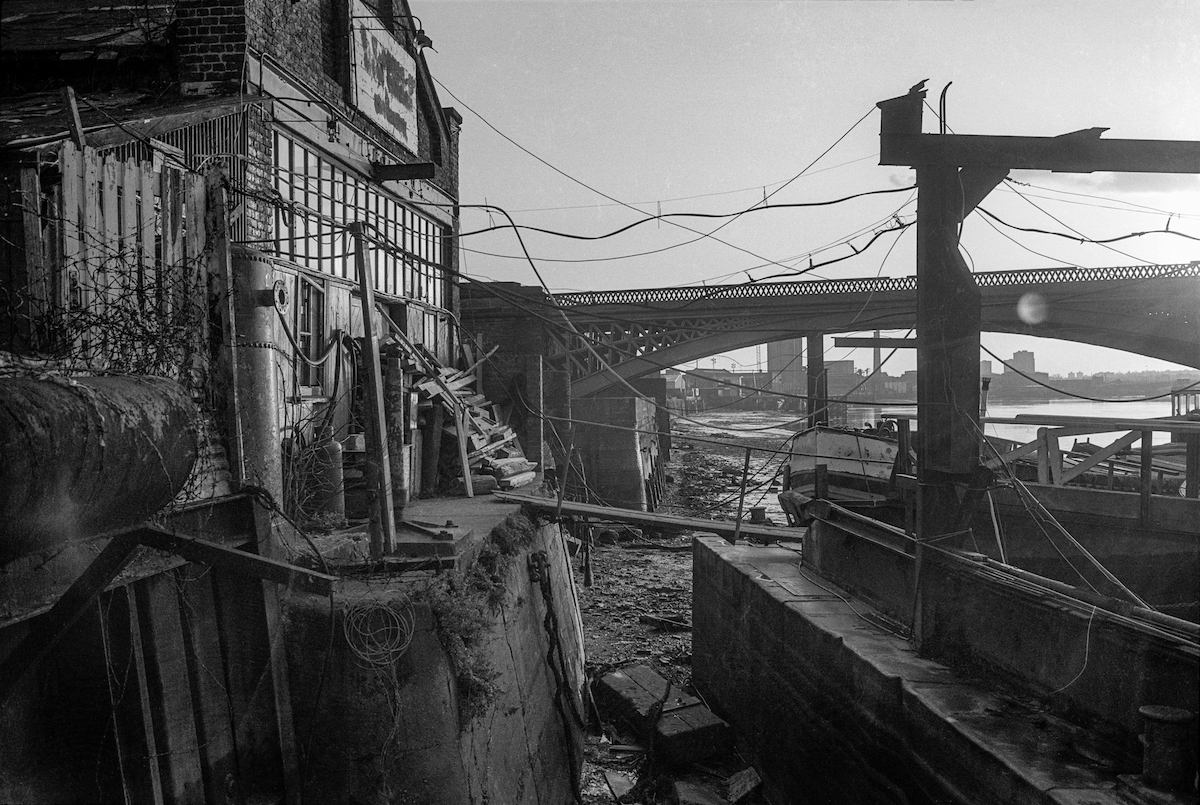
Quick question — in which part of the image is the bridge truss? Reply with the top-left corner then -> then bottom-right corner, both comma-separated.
538,263 -> 1199,390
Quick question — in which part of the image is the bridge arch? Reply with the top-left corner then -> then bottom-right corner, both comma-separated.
460,264 -> 1199,398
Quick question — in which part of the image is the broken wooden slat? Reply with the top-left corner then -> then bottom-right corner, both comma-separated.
594,664 -> 731,765
100,156 -> 121,328
456,406 -> 474,498
497,470 -> 536,490
185,172 -> 208,375
468,431 -> 518,461
19,168 -> 49,334
136,573 -> 205,801
82,146 -> 101,359
101,585 -> 165,804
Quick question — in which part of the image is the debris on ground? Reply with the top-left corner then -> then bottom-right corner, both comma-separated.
575,414 -> 792,803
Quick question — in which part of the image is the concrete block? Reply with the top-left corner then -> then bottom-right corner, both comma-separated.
596,664 -> 732,764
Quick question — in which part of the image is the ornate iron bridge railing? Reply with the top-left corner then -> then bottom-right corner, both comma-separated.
551,262 -> 1200,308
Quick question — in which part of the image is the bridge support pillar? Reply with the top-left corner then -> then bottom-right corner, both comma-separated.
806,334 -> 827,429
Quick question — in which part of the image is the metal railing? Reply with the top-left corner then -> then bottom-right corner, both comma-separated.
552,262 -> 1199,307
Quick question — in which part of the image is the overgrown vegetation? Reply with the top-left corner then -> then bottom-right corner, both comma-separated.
417,508 -> 540,727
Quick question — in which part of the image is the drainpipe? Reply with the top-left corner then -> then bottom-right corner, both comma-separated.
233,251 -> 286,528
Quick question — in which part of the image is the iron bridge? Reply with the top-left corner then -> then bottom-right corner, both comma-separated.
463,263 -> 1200,397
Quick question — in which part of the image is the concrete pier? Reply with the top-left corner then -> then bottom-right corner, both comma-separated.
691,537 -> 1196,805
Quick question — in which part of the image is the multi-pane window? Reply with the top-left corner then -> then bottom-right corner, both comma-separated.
296,274 -> 325,393
271,131 -> 446,348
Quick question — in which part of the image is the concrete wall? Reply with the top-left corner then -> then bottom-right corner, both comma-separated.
283,515 -> 586,804
572,396 -> 663,510
691,537 -> 1193,805
804,517 -> 1199,764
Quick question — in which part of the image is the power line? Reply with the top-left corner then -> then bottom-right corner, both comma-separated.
457,185 -> 916,241
432,74 -> 878,275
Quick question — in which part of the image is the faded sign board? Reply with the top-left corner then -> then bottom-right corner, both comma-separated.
352,0 -> 418,153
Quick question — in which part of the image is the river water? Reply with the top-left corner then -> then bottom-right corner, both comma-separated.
851,398 -> 1177,446
668,398 -> 1183,525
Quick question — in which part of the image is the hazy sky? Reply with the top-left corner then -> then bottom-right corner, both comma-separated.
416,0 -> 1199,377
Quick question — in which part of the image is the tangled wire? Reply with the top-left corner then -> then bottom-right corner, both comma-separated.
341,598 -> 417,670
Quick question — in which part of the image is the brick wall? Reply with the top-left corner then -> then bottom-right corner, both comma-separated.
175,0 -> 247,94
245,0 -> 459,195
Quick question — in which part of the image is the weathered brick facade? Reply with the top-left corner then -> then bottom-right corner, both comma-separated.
175,0 -> 248,94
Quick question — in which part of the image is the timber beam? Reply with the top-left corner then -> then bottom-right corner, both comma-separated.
137,527 -> 336,596
879,132 -> 1200,173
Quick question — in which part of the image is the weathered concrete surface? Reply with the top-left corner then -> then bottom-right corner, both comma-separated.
572,396 -> 663,511
284,501 -> 586,805
691,537 -> 1191,805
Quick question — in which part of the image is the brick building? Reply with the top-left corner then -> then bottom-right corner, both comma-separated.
0,4 -> 486,802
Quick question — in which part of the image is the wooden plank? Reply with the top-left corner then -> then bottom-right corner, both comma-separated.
61,86 -> 86,148
495,491 -> 806,544
160,167 -> 180,329
990,415 -> 1200,434
136,574 -> 205,801
351,223 -> 396,557
121,157 -> 140,286
137,527 -> 336,595
210,570 -> 285,798
385,356 -> 411,507
82,146 -> 102,359
457,407 -> 474,498
467,430 -> 518,460
100,156 -> 121,358
205,171 -> 244,481
0,530 -> 142,702
177,570 -> 237,802
19,168 -> 49,334
184,173 -> 208,385
60,143 -> 83,298
1060,431 -> 1140,485
101,586 -> 165,804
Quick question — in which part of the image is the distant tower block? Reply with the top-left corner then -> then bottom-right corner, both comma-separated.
1011,350 -> 1035,375
767,337 -> 805,395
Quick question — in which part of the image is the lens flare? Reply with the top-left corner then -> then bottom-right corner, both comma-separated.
1017,292 -> 1048,325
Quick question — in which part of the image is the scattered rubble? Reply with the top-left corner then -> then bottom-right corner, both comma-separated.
576,414 -> 788,804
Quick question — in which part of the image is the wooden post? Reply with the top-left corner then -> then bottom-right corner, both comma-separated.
61,86 -> 86,149
421,402 -> 444,495
1186,433 -> 1199,499
731,447 -> 752,543
457,405 -> 474,498
385,355 -> 410,508
1140,430 -> 1153,525
206,169 -> 244,482
350,223 -> 396,558
806,334 -> 826,429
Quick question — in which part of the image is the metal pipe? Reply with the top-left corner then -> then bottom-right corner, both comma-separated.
232,251 -> 285,515
0,376 -> 198,562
